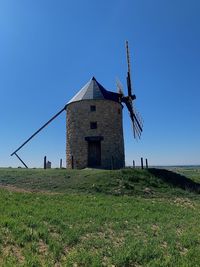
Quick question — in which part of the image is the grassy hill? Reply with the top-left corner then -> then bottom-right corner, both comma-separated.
0,167 -> 199,196
0,168 -> 200,266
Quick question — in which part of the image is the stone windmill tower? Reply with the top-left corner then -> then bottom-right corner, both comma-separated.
11,41 -> 143,169
66,77 -> 125,169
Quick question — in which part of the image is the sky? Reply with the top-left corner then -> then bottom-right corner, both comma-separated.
0,0 -> 200,168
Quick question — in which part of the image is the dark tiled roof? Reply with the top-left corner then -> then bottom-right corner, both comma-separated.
67,77 -> 120,104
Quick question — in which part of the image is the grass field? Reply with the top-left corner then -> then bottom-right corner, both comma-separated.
0,167 -> 200,266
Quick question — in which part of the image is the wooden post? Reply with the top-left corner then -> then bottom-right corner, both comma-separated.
44,156 -> 47,169
14,153 -> 28,168
60,159 -> 62,169
141,157 -> 144,169
145,158 -> 148,169
71,156 -> 74,169
133,160 -> 135,168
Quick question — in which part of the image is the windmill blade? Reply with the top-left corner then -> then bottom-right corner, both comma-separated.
132,112 -> 142,139
126,41 -> 131,74
132,114 -> 142,139
126,40 -> 134,98
133,106 -> 144,129
116,78 -> 124,95
123,98 -> 143,138
126,72 -> 132,98
132,111 -> 143,134
123,41 -> 143,138
10,106 -> 66,166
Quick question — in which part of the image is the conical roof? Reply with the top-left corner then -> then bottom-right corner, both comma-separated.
67,77 -> 120,105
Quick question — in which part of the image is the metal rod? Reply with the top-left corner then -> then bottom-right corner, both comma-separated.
14,153 -> 28,168
11,106 -> 66,156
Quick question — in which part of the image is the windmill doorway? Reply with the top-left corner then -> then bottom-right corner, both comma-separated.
88,140 -> 101,167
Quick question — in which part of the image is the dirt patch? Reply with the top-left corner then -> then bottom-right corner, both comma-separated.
173,197 -> 195,209
0,184 -> 62,195
0,184 -> 32,193
3,245 -> 25,263
38,239 -> 49,255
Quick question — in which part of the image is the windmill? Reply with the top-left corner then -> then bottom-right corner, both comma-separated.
11,41 -> 143,169
117,40 -> 143,139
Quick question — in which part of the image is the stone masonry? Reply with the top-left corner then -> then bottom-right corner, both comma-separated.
66,99 -> 125,169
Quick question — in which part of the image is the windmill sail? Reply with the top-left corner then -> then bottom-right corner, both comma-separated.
121,40 -> 143,138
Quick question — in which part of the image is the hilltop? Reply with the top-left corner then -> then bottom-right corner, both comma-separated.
0,167 -> 199,197
0,168 -> 200,266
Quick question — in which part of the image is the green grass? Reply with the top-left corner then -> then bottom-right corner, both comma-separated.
0,168 -> 199,196
0,167 -> 200,266
173,167 -> 200,183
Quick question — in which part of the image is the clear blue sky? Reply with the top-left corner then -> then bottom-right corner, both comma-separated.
0,0 -> 200,167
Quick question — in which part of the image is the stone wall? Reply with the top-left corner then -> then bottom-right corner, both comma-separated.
66,99 -> 125,169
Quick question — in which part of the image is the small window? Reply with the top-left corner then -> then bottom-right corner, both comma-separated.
90,122 -> 97,129
90,105 -> 96,112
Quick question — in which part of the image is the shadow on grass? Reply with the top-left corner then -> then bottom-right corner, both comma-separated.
148,168 -> 200,194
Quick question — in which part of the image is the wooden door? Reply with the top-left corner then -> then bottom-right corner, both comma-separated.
88,141 -> 101,167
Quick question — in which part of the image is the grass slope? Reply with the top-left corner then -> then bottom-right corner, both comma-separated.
0,168 -> 199,196
0,168 -> 200,266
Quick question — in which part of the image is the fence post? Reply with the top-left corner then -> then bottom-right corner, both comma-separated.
44,156 -> 47,169
60,159 -> 62,169
145,158 -> 148,169
133,160 -> 135,168
141,157 -> 144,169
